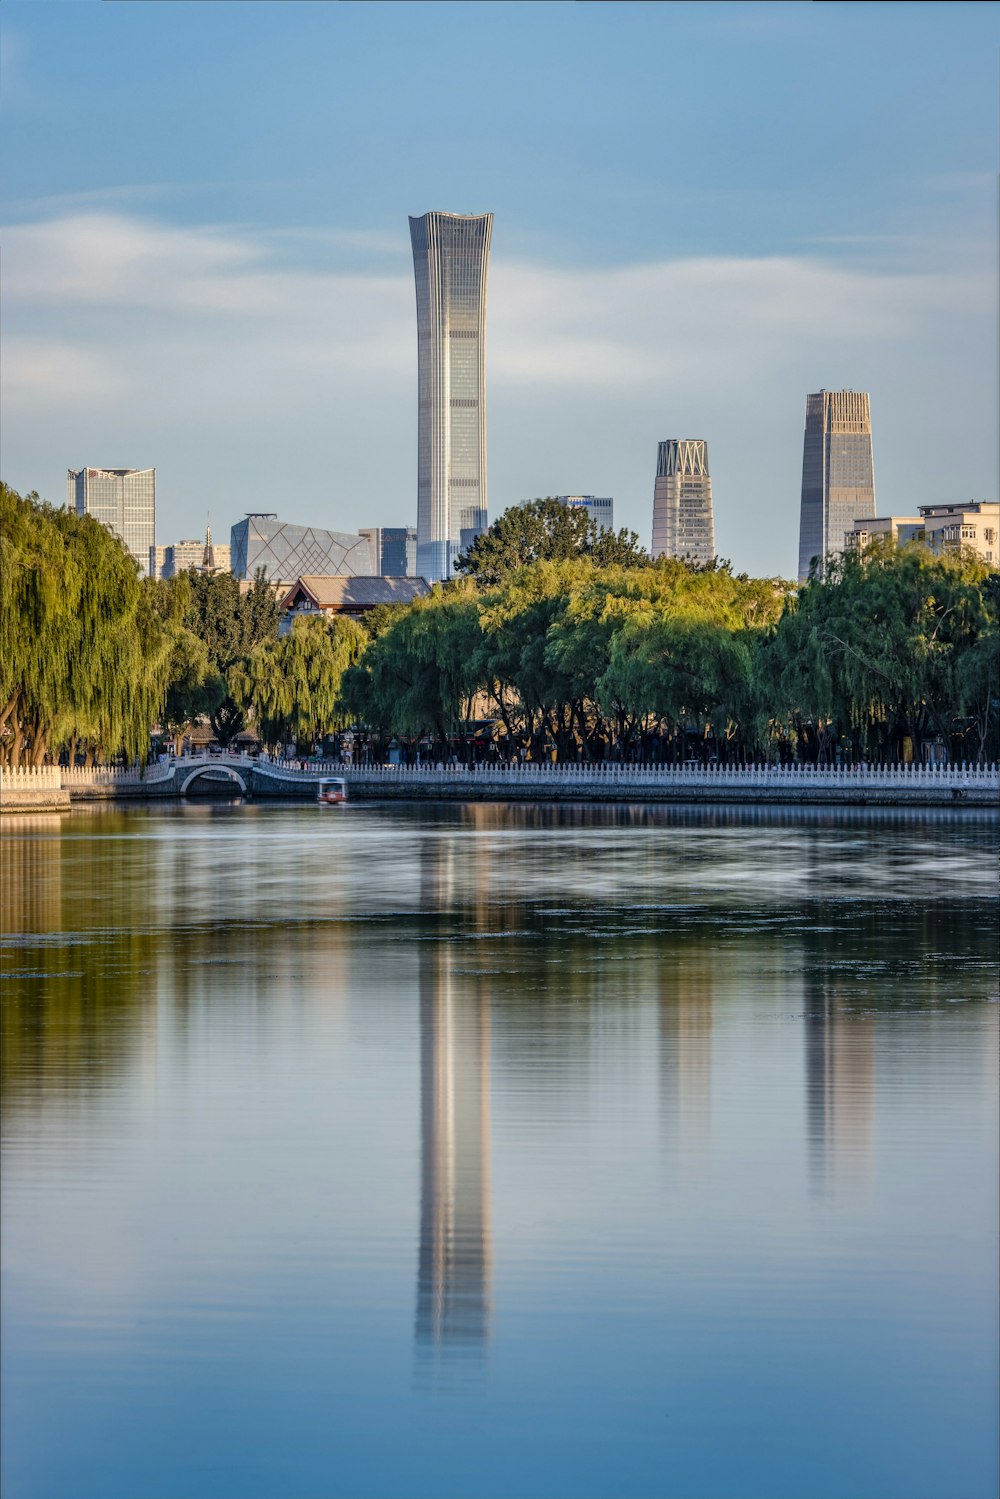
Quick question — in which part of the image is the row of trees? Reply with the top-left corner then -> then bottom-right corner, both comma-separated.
338,545 -> 997,765
3,487 -> 997,769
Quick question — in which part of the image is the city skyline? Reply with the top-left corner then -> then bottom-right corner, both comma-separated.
2,3 -> 995,578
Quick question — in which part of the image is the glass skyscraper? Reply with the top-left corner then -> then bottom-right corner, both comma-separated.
797,390 -> 876,581
651,440 -> 715,565
409,211 -> 493,582
68,467 -> 155,576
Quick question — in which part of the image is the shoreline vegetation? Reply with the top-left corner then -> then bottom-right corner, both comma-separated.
3,485 -> 998,776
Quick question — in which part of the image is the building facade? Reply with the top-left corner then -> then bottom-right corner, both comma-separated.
846,501 -> 999,566
797,390 -> 876,581
359,526 -> 418,577
157,535 -> 232,580
68,467 -> 155,575
651,441 -> 715,564
230,514 -> 372,584
410,211 -> 493,582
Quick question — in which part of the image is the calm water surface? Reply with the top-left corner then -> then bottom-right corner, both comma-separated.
2,801 -> 997,1499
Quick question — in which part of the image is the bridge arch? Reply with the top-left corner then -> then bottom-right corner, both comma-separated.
178,764 -> 249,798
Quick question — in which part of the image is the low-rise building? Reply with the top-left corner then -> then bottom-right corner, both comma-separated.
278,575 -> 432,634
846,501 -> 999,566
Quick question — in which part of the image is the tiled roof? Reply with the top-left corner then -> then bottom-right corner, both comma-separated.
281,576 -> 432,610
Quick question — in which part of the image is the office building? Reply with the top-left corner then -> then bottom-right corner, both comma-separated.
651,441 -> 715,565
797,390 -> 876,581
846,501 -> 998,566
68,467 -> 155,575
230,514 -> 372,585
359,526 -> 418,577
149,545 -> 168,581
553,495 -> 614,531
410,211 -> 493,582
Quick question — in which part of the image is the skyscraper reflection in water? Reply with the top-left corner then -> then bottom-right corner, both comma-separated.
804,969 -> 875,1195
415,834 -> 492,1363
657,945 -> 714,1151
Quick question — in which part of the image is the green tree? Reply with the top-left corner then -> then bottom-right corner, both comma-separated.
340,583 -> 483,751
455,499 -> 648,588
231,613 -> 367,752
181,569 -> 280,743
1,483 -> 173,768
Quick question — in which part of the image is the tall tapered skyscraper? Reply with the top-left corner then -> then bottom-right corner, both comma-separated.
410,212 -> 493,582
651,440 -> 715,564
797,390 -> 875,581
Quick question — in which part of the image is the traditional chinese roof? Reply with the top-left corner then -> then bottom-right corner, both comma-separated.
280,575 -> 432,612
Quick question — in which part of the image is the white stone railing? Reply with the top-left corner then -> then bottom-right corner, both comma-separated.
302,759 -> 1000,791
3,757 -> 997,796
59,762 -> 176,785
0,765 -> 62,789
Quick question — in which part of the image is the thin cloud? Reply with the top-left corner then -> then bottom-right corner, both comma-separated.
1,210 -> 993,576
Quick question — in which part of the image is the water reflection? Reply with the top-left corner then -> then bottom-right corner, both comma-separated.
415,834 -> 492,1361
658,946 -> 715,1146
804,973 -> 875,1194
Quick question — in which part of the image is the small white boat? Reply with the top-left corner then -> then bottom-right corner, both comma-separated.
317,777 -> 348,805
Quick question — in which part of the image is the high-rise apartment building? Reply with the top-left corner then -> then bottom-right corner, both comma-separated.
410,211 -> 493,582
68,467 -> 155,575
651,441 -> 715,564
797,390 -> 875,581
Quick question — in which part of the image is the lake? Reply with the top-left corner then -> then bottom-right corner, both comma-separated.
2,801 -> 997,1499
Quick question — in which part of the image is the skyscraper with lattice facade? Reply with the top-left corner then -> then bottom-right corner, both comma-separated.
410,212 -> 493,582
651,441 -> 715,565
797,390 -> 876,581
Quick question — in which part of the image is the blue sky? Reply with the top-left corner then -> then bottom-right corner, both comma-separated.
2,1 -> 997,575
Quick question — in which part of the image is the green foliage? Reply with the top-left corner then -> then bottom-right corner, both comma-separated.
1,483 -> 175,767
759,541 -> 998,761
178,569 -> 281,743
231,613 -> 367,752
340,582 -> 483,746
455,498 -> 649,588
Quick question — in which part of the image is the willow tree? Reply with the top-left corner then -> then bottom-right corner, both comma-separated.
1,484 -> 174,768
757,541 -> 997,762
340,584 -> 483,750
231,613 -> 367,752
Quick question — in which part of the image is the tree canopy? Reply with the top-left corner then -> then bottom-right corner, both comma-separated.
1,483 -> 176,767
454,498 -> 650,588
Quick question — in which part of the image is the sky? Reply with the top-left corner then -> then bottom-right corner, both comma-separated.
1,0 -> 997,578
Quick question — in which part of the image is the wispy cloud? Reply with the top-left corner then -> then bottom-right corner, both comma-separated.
2,210 -> 994,575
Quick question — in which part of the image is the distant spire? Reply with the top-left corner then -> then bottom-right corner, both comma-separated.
200,512 -> 217,573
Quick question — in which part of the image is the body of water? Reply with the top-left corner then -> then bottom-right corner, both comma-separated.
2,801 -> 997,1499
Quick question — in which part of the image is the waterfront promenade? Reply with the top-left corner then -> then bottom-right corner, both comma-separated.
2,757 -> 997,810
